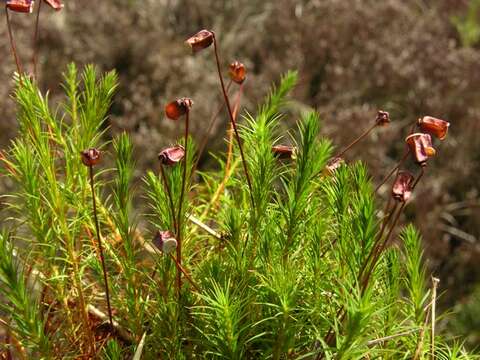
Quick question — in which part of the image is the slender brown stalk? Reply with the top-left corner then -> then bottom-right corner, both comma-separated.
5,6 -> 23,76
159,164 -> 177,232
212,33 -> 255,209
193,80 -> 233,174
413,306 -> 431,360
32,0 -> 42,80
375,149 -> 410,193
225,82 -> 244,175
176,110 -> 190,293
88,165 -> 113,328
375,121 -> 418,193
361,203 -> 404,293
335,122 -> 377,159
169,253 -> 200,292
411,167 -> 425,190
358,201 -> 398,284
362,167 -> 425,292
199,157 -> 240,221
319,163 -> 426,360
200,82 -> 244,219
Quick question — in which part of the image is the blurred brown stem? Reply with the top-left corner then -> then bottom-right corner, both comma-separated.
5,6 -> 23,76
335,122 -> 377,159
89,165 -> 114,328
193,80 -> 233,174
201,82 -> 244,219
212,33 -> 255,210
169,253 -> 200,292
375,149 -> 410,193
176,110 -> 190,294
225,82 -> 244,176
32,0 -> 42,80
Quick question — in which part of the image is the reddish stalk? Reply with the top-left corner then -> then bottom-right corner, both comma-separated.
318,202 -> 400,359
212,33 -> 255,209
225,82 -> 244,175
411,166 -> 425,190
319,200 -> 398,358
88,165 -> 113,328
169,254 -> 200,292
202,81 -> 244,219
358,201 -> 398,284
193,80 -> 233,174
361,203 -> 403,294
176,109 -> 190,293
32,0 -> 42,80
362,167 -> 425,293
375,149 -> 410,193
5,6 -> 23,76
376,121 -> 418,193
335,122 -> 377,159
319,165 -> 426,359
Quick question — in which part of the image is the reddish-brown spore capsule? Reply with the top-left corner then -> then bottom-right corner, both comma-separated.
417,116 -> 450,140
158,145 -> 185,166
392,171 -> 415,203
185,30 -> 214,53
323,157 -> 345,176
165,98 -> 193,120
153,230 -> 177,254
272,145 -> 295,160
405,133 -> 436,166
229,61 -> 246,84
375,110 -> 390,126
6,0 -> 34,13
81,148 -> 101,167
44,0 -> 63,10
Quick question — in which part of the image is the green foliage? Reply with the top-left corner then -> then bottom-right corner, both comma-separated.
0,66 -> 475,358
452,0 -> 480,47
0,231 -> 50,356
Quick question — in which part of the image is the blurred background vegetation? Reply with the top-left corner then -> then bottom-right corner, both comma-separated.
0,0 -> 479,349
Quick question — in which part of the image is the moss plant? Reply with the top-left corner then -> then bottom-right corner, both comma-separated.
0,65 -> 476,359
